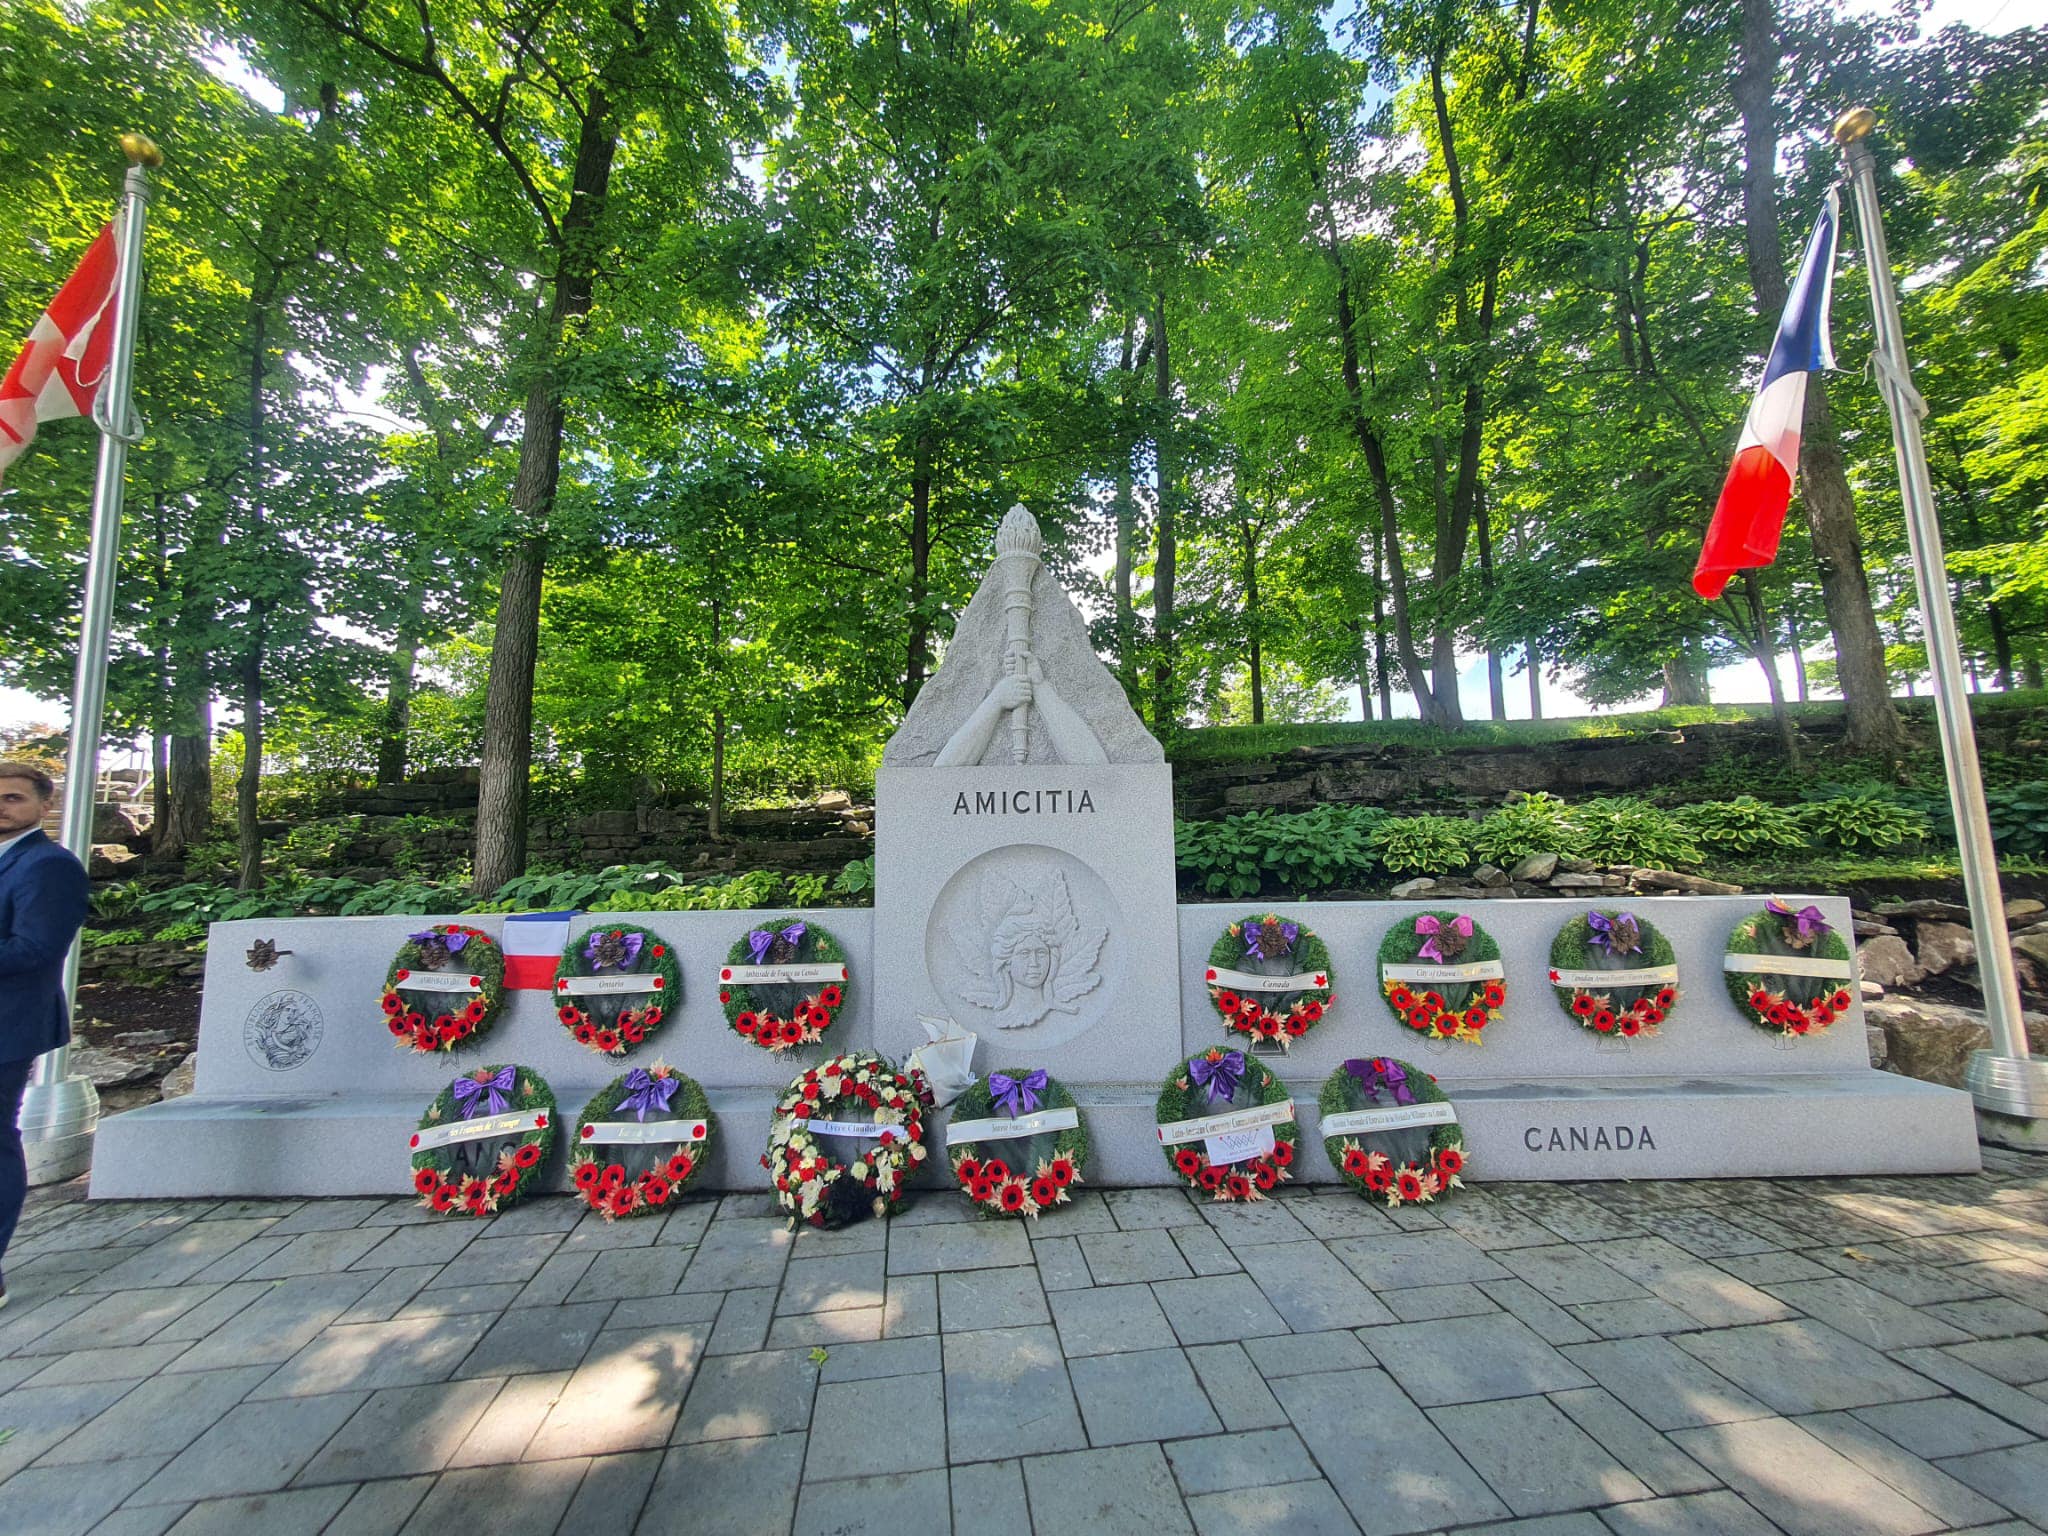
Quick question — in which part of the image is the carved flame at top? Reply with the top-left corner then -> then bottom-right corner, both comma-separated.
995,504 -> 1043,560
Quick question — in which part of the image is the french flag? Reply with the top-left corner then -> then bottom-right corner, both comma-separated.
502,911 -> 582,991
1693,190 -> 1840,601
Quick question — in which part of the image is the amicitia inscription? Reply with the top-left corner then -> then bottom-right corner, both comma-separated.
1522,1124 -> 1657,1152
952,787 -> 1098,816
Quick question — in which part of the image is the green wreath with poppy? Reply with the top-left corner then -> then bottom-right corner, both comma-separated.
1155,1047 -> 1298,1202
570,1064 -> 713,1219
946,1070 -> 1089,1220
1203,913 -> 1335,1050
554,922 -> 679,1057
409,1063 -> 555,1218
1376,910 -> 1505,1043
761,1052 -> 927,1228
1725,903 -> 1855,1038
1548,910 -> 1680,1039
720,917 -> 851,1052
1318,1057 -> 1467,1207
379,923 -> 505,1055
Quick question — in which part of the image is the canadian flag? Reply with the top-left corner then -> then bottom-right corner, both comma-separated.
502,910 -> 582,991
0,224 -> 120,488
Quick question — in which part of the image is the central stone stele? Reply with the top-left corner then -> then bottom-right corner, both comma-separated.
872,506 -> 1182,1080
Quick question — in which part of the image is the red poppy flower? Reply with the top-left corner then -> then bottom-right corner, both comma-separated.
956,1157 -> 983,1185
601,1163 -> 628,1192
1363,1163 -> 1394,1192
1811,1004 -> 1834,1026
643,1007 -> 662,1026
381,993 -> 402,1016
1271,1139 -> 1294,1167
820,984 -> 843,1008
735,1011 -> 759,1035
388,1016 -> 412,1038
1049,1157 -> 1075,1187
652,945 -> 666,957
462,1183 -> 491,1215
1284,1015 -> 1309,1036
1592,1010 -> 1617,1033
1031,1175 -> 1060,1207
1641,1006 -> 1665,1025
1388,985 -> 1416,1011
1199,1165 -> 1226,1191
1225,1174 -> 1253,1200
1619,1017 -> 1642,1037
666,1152 -> 694,1181
621,1019 -> 645,1044
1435,1146 -> 1465,1177
1655,987 -> 1678,1008
413,1167 -> 441,1194
998,1181 -> 1029,1212
412,1025 -> 437,1052
1790,1018 -> 1811,1035
607,1188 -> 638,1217
1395,1169 -> 1425,1202
1301,1000 -> 1324,1021
641,1174 -> 672,1206
1341,1146 -> 1371,1177
1830,989 -> 1852,1012
982,1158 -> 1011,1184
1748,988 -> 1774,1011
594,1029 -> 620,1052
513,1142 -> 541,1169
967,1175 -> 998,1202
1174,1147 -> 1203,1176
572,1024 -> 595,1045
1571,993 -> 1597,1017
780,1018 -> 807,1044
719,990 -> 731,1005
430,1184 -> 458,1212
1216,990 -> 1242,1015
1407,1005 -> 1436,1030
1481,981 -> 1506,1008
1252,1164 -> 1279,1191
574,1161 -> 604,1191
1464,1006 -> 1487,1029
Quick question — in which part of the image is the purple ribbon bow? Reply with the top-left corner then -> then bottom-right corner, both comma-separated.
1343,1057 -> 1416,1106
1188,1051 -> 1247,1106
989,1069 -> 1048,1118
620,1068 -> 678,1122
747,922 -> 807,964
1587,911 -> 1643,957
1765,899 -> 1830,943
584,929 -> 644,970
1415,913 -> 1472,963
407,928 -> 469,956
1244,920 -> 1300,962
451,1066 -> 516,1119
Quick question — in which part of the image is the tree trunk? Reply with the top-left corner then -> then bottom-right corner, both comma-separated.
1786,600 -> 1810,702
236,643 -> 265,891
1526,643 -> 1542,719
1661,654 -> 1710,707
473,106 -> 620,897
1151,292 -> 1178,734
1735,0 -> 1903,759
1113,316 -> 1138,696
376,581 -> 424,785
161,711 -> 212,858
1240,519 -> 1264,725
709,708 -> 726,840
1370,522 -> 1393,720
1476,485 -> 1505,720
903,427 -> 934,710
1742,574 -> 1800,765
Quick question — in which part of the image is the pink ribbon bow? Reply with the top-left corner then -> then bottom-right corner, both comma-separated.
1415,914 -> 1472,963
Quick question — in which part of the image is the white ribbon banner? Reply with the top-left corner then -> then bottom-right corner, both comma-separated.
557,974 -> 663,996
1205,965 -> 1327,994
1721,953 -> 1855,979
1157,1099 -> 1296,1147
394,971 -> 482,994
804,1118 -> 909,1143
1382,959 -> 1505,985
721,962 -> 847,986
412,1108 -> 547,1150
1320,1101 -> 1459,1138
579,1118 -> 708,1146
946,1107 -> 1081,1144
1549,964 -> 1680,990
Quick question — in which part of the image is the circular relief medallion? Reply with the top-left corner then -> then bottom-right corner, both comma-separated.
244,989 -> 324,1071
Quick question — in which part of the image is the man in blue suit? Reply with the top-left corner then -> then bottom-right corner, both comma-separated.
0,763 -> 89,1309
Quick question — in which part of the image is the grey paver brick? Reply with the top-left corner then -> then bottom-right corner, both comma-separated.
1669,1415 -> 1946,1536
250,1313 -> 496,1398
169,1271 -> 382,1373
887,1220 -> 1032,1275
1188,1477 -> 1362,1535
1384,1282 -> 1501,1322
1050,1282 -> 1178,1356
1564,1298 -> 1698,1339
0,1379 -> 138,1479
1592,1488 -> 1786,1536
1236,1240 -> 1395,1331
1547,1388 -> 1717,1496
395,1458 -> 586,1536
1560,1336 -> 1772,1430
1922,1295 -> 2048,1338
1583,1236 -> 1798,1328
766,1306 -> 884,1348
0,1457 -> 167,1536
1079,1227 -> 1193,1284
80,1220 -> 278,1293
605,1289 -> 725,1332
949,1457 -> 1031,1536
1151,1273 -> 1291,1345
1197,1198 -> 1312,1248
1243,1328 -> 1373,1378
1362,1311 -> 1591,1407
1430,1189 -> 1569,1251
806,1374 -> 947,1479
36,1365 -> 269,1467
1672,1319 -> 1937,1414
19,1339 -> 190,1387
513,1252 -> 597,1307
1186,1342 -> 1288,1432
429,1233 -> 563,1289
1891,1345 -> 2048,1436
264,1198 -> 388,1236
1040,1190 -> 1118,1233
1946,1334 -> 2048,1384
1283,1195 -> 1400,1240
1021,1443 -> 1195,1535
1164,1425 -> 1321,1494
447,1370 -> 569,1467
1480,1277 -> 1602,1345
640,1431 -> 806,1536
333,1267 -> 440,1326
561,1244 -> 690,1304
793,1468 -> 950,1536
96,1504 -> 192,1536
240,1227 -> 391,1280
392,1283 -> 523,1323
1764,1276 -> 1971,1349
674,1347 -> 817,1443
1849,1395 -> 2034,1459
816,1333 -> 940,1382
1105,1188 -> 1206,1229
706,1286 -> 776,1354
322,1475 -> 436,1536
1497,1243 -> 1648,1306
1431,1395 -> 1653,1516
1794,1408 -> 2010,1529
943,1324 -> 1085,1462
1033,1233 -> 1093,1290
778,1251 -> 887,1315
450,1299 -> 608,1378
294,1377 -> 503,1486
1327,1230 -> 1511,1290
28,1286 -> 220,1353
560,1448 -> 661,1530
1277,1367 -> 1508,1532
938,1264 -> 1050,1331
1069,1345 -> 1221,1445
1938,1439 -> 2048,1526
159,1486 -> 353,1534
1170,1222 -> 1244,1275
679,1217 -> 792,1292
131,1391 -> 367,1505
348,1223 -> 477,1272
882,1272 -> 938,1337
529,1324 -> 708,1457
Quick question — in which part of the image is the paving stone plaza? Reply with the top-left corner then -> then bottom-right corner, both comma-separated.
2,1153 -> 2047,1535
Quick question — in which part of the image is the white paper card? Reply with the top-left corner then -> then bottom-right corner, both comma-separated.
394,971 -> 482,994
805,1118 -> 909,1143
1205,965 -> 1328,994
721,962 -> 847,985
1320,1101 -> 1459,1138
1381,959 -> 1506,984
557,974 -> 662,996
1548,964 -> 1680,989
1156,1099 -> 1296,1146
1205,1125 -> 1276,1166
412,1109 -> 547,1150
580,1118 -> 708,1146
945,1107 -> 1081,1144
1721,953 -> 1854,979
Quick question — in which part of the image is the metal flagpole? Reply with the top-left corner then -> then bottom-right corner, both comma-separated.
20,132 -> 160,1185
1834,108 -> 2047,1138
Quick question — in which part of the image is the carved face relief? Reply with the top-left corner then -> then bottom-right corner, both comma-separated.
926,846 -> 1120,1043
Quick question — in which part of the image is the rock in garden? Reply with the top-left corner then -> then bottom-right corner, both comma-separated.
88,844 -> 140,877
1867,998 -> 2048,1088
1508,852 -> 1559,882
1860,979 -> 1885,1001
2006,898 -> 2045,928
1875,898 -> 1972,923
68,1046 -> 157,1089
1472,863 -> 1508,887
1550,872 -> 1608,890
160,1052 -> 197,1100
2013,931 -> 2048,972
1915,920 -> 1976,976
112,1030 -> 175,1049
1857,934 -> 1923,989
1628,869 -> 1743,895
1853,916 -> 1898,939
1865,1025 -> 1888,1070
1389,877 -> 1436,899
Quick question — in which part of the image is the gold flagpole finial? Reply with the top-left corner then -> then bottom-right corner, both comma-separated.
1831,108 -> 1877,146
119,133 -> 163,168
